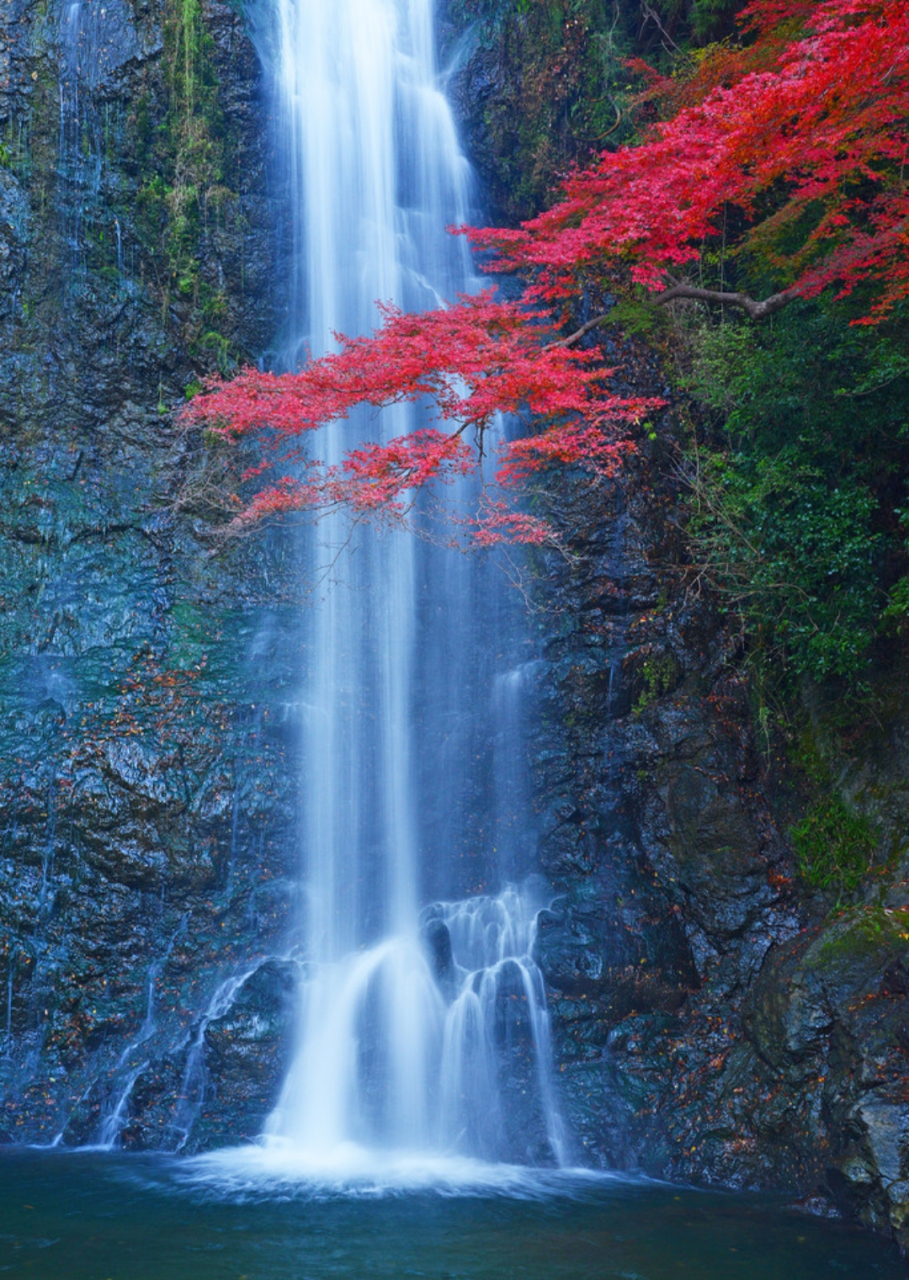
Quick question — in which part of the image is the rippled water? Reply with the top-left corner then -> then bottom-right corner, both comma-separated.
0,1149 -> 903,1279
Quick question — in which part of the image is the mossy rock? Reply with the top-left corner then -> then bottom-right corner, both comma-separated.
805,906 -> 909,973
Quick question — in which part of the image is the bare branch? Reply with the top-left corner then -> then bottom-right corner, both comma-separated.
657,279 -> 799,320
546,313 -> 614,349
548,276 -> 798,350
639,0 -> 684,55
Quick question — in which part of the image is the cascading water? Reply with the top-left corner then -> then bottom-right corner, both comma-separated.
242,0 -> 566,1178
57,0 -> 104,263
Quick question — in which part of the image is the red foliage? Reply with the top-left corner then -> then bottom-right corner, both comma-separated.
468,0 -> 909,322
185,0 -> 908,539
184,293 -> 659,539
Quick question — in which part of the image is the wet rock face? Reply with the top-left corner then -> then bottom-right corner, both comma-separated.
742,912 -> 909,1249
530,350 -> 909,1251
0,0 -> 301,1148
440,0 -> 632,223
526,446 -> 789,1173
187,958 -> 299,1151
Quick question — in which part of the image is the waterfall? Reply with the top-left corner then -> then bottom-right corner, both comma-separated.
253,0 -> 565,1175
57,0 -> 103,263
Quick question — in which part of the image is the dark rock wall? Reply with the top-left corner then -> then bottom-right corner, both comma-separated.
0,0 -> 299,1148
1,0 -> 909,1260
535,463 -> 909,1250
440,0 -> 635,223
444,5 -> 909,1254
524,348 -> 909,1250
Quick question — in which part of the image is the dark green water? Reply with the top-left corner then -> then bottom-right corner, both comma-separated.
0,1149 -> 904,1279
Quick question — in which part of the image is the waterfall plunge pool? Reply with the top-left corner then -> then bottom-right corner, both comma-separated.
0,1148 -> 901,1278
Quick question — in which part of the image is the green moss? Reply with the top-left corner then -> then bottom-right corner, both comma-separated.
196,329 -> 233,374
810,906 -> 909,967
602,295 -> 666,338
633,651 -> 680,714
459,0 -> 641,219
790,795 -> 879,900
882,575 -> 909,634
145,0 -> 238,368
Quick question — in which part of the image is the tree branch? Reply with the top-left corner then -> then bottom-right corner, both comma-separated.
549,278 -> 798,350
546,313 -> 613,349
656,280 -> 799,320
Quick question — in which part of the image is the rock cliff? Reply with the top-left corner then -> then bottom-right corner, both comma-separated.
442,3 -> 909,1254
1,0 -> 909,1260
0,0 -> 299,1149
529,407 -> 909,1251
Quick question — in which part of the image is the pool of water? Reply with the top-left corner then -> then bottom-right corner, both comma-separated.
0,1148 -> 903,1279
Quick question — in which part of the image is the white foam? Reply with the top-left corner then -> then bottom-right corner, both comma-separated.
182,1140 -> 624,1200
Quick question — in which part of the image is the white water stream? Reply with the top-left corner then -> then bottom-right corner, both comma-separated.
236,0 -> 567,1180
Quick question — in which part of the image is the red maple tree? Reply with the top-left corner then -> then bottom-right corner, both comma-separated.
183,294 -> 659,542
472,0 -> 909,324
185,0 -> 909,540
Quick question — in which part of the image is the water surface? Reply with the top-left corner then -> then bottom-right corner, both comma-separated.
0,1149 -> 903,1279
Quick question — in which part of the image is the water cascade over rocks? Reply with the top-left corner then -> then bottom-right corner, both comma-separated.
218,0 -> 568,1182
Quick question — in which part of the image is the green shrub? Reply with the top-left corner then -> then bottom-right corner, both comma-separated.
682,297 -> 909,685
790,796 -> 879,900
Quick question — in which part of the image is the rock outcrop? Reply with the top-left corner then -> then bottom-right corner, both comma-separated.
0,0 -> 299,1148
2,0 -> 909,1259
528,342 -> 909,1253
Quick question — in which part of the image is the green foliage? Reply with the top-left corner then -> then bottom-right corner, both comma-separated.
790,795 -> 879,899
687,0 -> 742,42
883,575 -> 909,632
641,0 -> 744,49
683,299 -> 909,683
633,651 -> 679,713
603,295 -> 665,338
690,449 -> 880,678
450,0 -> 641,218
